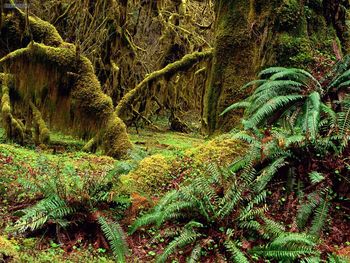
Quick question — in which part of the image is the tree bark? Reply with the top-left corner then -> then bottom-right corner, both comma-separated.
203,0 -> 350,134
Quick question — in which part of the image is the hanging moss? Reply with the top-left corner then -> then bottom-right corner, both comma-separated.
0,42 -> 131,158
0,7 -> 69,58
0,77 -> 24,144
116,50 -> 212,120
29,101 -> 50,145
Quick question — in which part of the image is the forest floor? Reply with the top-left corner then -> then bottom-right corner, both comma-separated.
0,127 -> 349,262
0,126 -> 220,262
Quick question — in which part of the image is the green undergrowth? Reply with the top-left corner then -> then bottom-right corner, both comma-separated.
128,128 -> 204,157
0,235 -> 115,263
0,125 -> 248,262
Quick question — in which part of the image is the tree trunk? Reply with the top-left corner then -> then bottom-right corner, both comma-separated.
203,0 -> 350,134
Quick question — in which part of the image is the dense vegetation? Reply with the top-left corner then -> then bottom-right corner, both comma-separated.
0,0 -> 349,262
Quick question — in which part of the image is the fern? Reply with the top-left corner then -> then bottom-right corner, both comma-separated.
245,95 -> 304,129
308,172 -> 325,185
12,195 -> 75,233
296,192 -> 322,230
309,199 -> 329,237
251,233 -> 318,261
187,243 -> 202,263
156,229 -> 200,263
225,240 -> 250,263
255,156 -> 288,192
98,216 -> 128,263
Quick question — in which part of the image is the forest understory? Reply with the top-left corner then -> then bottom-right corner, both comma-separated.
0,0 -> 350,262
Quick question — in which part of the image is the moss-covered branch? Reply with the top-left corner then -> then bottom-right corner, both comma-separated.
0,42 -> 131,158
115,49 -> 212,118
5,0 -> 66,48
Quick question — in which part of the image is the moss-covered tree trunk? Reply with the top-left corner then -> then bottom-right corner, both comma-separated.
203,0 -> 350,134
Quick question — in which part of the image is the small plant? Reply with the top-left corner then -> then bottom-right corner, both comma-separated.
220,58 -> 350,259
130,164 -> 320,262
9,157 -> 130,262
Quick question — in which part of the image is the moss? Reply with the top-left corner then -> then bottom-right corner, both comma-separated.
101,113 -> 132,159
0,42 -> 131,158
29,101 -> 50,144
275,0 -> 305,33
1,79 -> 24,144
116,50 -> 212,120
275,34 -> 313,68
0,236 -> 19,262
187,134 -> 247,167
120,154 -> 171,195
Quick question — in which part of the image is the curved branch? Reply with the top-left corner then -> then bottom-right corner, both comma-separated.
115,49 -> 213,118
0,42 -> 131,158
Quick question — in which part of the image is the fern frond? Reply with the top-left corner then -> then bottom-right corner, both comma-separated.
13,195 -> 74,233
261,216 -> 286,239
308,172 -> 325,185
187,243 -> 202,263
98,216 -> 128,263
251,233 -> 318,260
221,101 -> 251,116
309,199 -> 329,237
129,212 -> 162,234
156,229 -> 200,263
225,240 -> 250,263
255,157 -> 288,192
245,95 -> 304,128
296,192 -> 321,230
258,67 -> 288,78
306,92 -> 321,140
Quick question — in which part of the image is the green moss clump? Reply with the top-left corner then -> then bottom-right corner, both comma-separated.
0,236 -> 19,262
120,154 -> 171,195
102,113 -> 132,159
275,0 -> 304,32
187,134 -> 247,167
275,34 -> 313,68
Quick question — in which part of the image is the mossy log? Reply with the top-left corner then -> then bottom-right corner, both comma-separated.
115,49 -> 213,120
203,0 -> 350,134
0,42 -> 131,158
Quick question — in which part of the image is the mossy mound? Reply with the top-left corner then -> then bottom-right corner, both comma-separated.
0,236 -> 19,262
120,154 -> 172,195
187,134 -> 247,167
